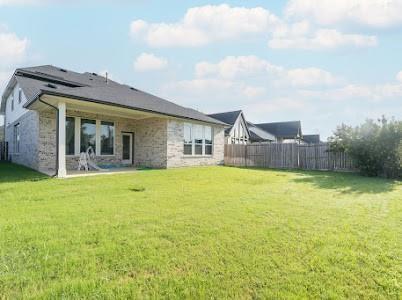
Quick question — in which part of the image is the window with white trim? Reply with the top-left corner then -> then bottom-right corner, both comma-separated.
205,126 -> 213,155
66,117 -> 75,155
18,89 -> 22,104
100,121 -> 115,155
183,123 -> 192,155
80,119 -> 96,153
14,123 -> 20,153
183,123 -> 213,156
66,117 -> 115,156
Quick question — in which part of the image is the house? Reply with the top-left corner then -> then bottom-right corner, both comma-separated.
247,122 -> 276,143
255,121 -> 303,143
0,65 -> 227,177
0,125 -> 4,141
207,110 -> 250,144
303,134 -> 321,144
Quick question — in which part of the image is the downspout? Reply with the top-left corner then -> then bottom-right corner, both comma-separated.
38,96 -> 59,177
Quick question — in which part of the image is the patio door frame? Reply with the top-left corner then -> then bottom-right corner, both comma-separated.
121,132 -> 134,165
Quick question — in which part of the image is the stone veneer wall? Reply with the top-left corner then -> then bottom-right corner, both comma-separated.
5,110 -> 39,170
37,110 -> 168,172
166,119 -> 225,168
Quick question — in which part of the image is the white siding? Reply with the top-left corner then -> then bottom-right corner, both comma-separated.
5,84 -> 29,126
228,113 -> 249,144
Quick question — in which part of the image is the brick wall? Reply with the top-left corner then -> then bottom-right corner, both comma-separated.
5,110 -> 39,170
166,119 -> 225,168
38,110 -> 168,172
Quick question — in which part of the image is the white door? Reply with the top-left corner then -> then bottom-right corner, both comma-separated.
122,133 -> 133,165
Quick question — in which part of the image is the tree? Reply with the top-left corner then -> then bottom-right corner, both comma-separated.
328,117 -> 402,178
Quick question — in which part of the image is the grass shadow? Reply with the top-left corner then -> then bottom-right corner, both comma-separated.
232,166 -> 398,194
0,162 -> 49,184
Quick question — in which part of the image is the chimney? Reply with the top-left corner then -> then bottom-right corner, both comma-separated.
105,72 -> 108,84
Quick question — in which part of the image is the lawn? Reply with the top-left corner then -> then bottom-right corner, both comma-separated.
0,163 -> 401,299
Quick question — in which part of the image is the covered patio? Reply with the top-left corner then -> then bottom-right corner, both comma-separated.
29,94 -> 171,177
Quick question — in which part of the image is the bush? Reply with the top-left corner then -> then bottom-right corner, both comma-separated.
328,117 -> 402,178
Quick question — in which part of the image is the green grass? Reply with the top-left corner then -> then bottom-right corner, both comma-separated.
0,162 -> 401,299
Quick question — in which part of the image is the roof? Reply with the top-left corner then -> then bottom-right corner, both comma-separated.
247,122 -> 276,142
303,134 -> 321,144
1,65 -> 226,126
255,121 -> 302,139
207,110 -> 242,125
207,110 -> 245,135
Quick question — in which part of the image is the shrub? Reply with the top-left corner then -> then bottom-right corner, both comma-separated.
328,117 -> 402,178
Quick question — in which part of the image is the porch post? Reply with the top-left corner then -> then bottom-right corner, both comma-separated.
57,102 -> 67,178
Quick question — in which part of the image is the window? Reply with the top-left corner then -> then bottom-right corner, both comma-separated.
18,89 -> 22,104
100,121 -> 114,155
194,124 -> 203,155
205,126 -> 213,155
80,119 -> 96,152
183,123 -> 213,156
66,117 -> 75,155
14,124 -> 20,153
184,123 -> 192,155
11,95 -> 14,111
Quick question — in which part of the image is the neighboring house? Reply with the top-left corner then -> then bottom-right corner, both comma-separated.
0,65 -> 226,177
255,121 -> 303,144
303,134 -> 321,144
208,110 -> 250,144
0,125 -> 4,141
247,122 -> 276,143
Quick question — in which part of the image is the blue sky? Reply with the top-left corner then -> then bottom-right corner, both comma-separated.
1,0 -> 402,138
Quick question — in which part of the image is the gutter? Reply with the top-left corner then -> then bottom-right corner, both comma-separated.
38,97 -> 59,177
24,90 -> 228,127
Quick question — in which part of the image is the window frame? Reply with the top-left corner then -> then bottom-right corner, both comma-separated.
18,88 -> 22,104
10,94 -> 14,111
14,123 -> 20,154
66,116 -> 115,157
183,123 -> 213,157
100,120 -> 115,156
65,117 -> 75,156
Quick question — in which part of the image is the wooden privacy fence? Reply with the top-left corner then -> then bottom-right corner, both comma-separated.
224,143 -> 354,171
0,141 -> 8,161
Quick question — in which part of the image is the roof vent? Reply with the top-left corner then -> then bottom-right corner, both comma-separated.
59,68 -> 67,72
92,73 -> 98,76
45,83 -> 57,89
130,87 -> 138,91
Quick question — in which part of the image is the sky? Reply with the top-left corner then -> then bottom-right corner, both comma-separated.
1,0 -> 402,139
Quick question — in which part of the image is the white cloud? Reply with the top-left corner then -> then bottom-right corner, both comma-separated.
285,0 -> 402,28
195,55 -> 282,79
130,4 -> 279,47
269,26 -> 377,50
133,53 -> 168,72
299,83 -> 402,101
396,71 -> 402,82
0,28 -> 29,65
195,55 -> 338,87
285,68 -> 337,87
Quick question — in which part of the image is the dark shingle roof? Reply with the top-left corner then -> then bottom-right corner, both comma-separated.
255,121 -> 302,139
303,134 -> 321,144
207,110 -> 242,125
1,65 -> 225,125
207,110 -> 243,134
247,122 -> 276,142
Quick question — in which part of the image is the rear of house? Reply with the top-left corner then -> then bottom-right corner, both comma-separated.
1,66 -> 226,177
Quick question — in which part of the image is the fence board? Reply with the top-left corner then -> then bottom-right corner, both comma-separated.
224,143 -> 354,171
